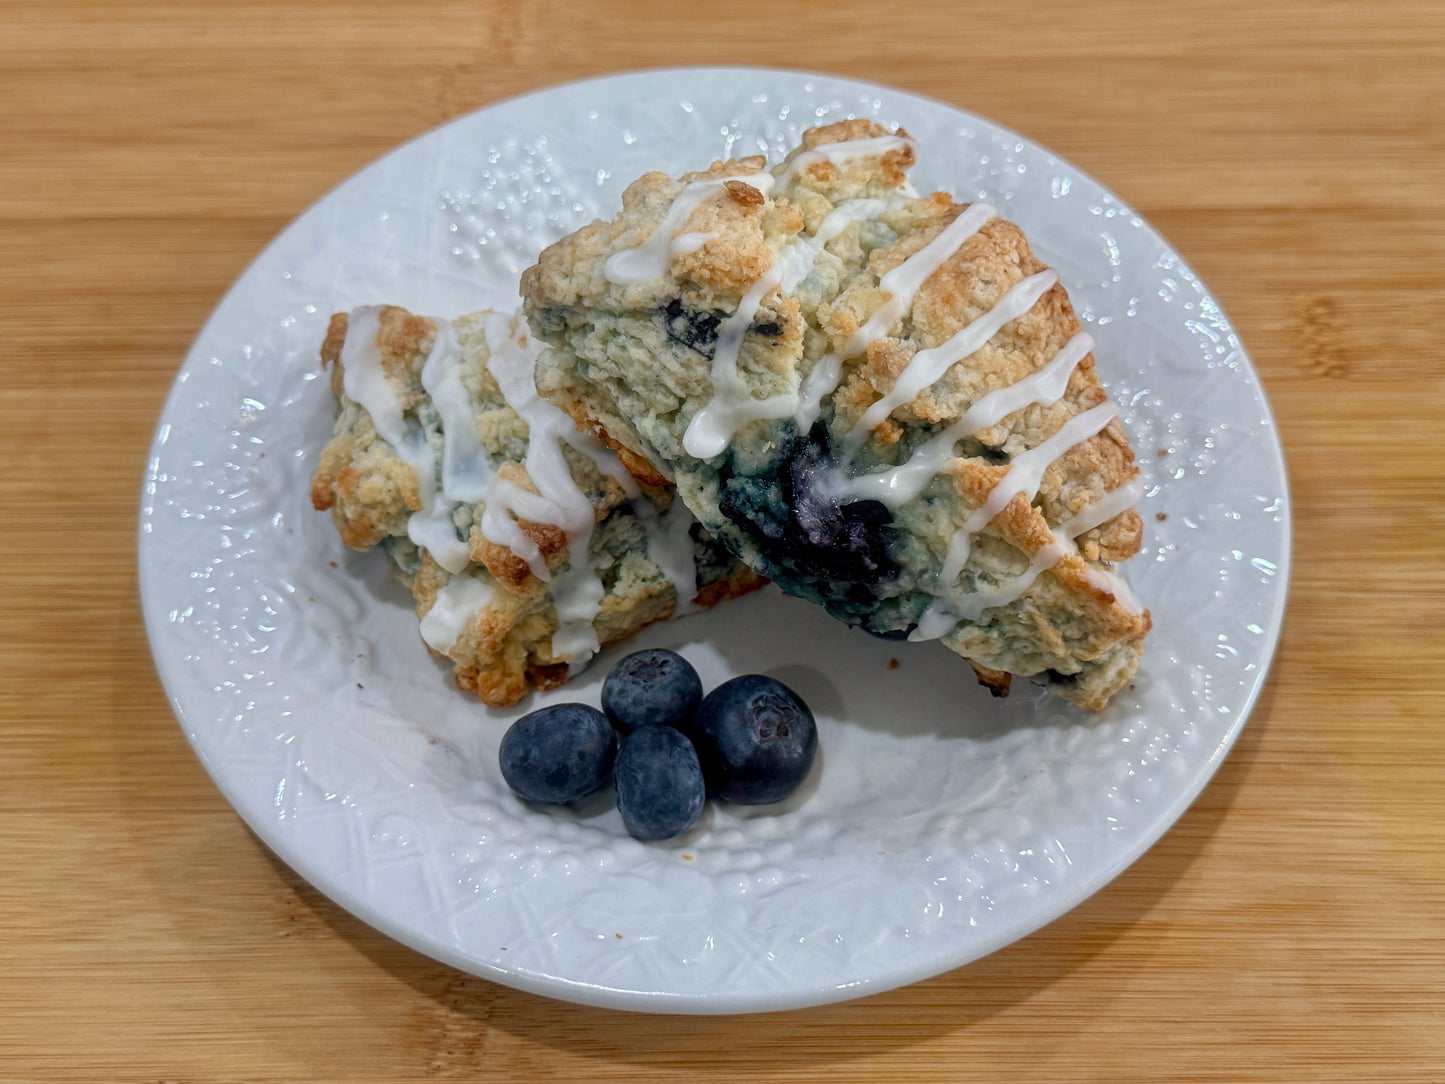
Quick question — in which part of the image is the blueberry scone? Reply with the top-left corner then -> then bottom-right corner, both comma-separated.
310,305 -> 764,707
521,120 -> 1150,710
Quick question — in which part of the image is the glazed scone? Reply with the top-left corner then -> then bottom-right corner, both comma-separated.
522,120 -> 1150,710
310,305 -> 764,707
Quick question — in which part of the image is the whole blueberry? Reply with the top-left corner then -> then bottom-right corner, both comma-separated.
613,725 -> 706,841
601,648 -> 704,735
693,675 -> 817,805
499,703 -> 615,804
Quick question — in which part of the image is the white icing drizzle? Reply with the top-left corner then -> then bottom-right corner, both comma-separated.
481,311 -> 605,662
681,263 -> 798,459
639,498 -> 702,617
603,172 -> 776,285
838,202 -> 999,360
794,353 -> 843,433
419,572 -> 495,653
405,511 -> 470,575
909,475 -> 1144,639
906,402 -> 1125,641
1067,474 -> 1145,613
573,134 -> 1145,655
777,197 -> 894,294
477,476 -> 552,574
557,428 -> 642,501
936,401 -> 1121,586
339,306 -> 402,440
668,231 -> 713,257
910,597 -> 964,642
409,320 -> 480,573
843,331 -> 1094,508
848,268 -> 1059,446
609,153 -> 998,461
420,319 -> 492,503
1059,473 -> 1146,544
779,197 -> 900,431
1089,563 -> 1142,613
795,202 -> 999,430
772,134 -> 917,190
339,306 -> 472,574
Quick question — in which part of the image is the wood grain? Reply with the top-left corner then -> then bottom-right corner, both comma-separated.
2,1 -> 1443,1080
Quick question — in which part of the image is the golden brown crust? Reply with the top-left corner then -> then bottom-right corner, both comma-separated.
692,566 -> 770,609
551,394 -> 673,487
798,119 -> 916,191
319,311 -> 349,399
310,310 -> 435,549
470,535 -> 533,591
525,661 -> 571,693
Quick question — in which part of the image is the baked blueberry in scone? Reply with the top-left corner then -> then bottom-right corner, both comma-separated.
521,120 -> 1150,710
310,305 -> 764,707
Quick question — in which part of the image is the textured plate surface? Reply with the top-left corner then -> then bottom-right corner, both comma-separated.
139,68 -> 1289,1014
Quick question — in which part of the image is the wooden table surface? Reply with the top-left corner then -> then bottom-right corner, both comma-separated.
3,1 -> 1443,1080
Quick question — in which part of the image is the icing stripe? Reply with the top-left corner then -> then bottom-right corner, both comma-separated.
794,203 -> 998,428
419,573 -> 494,653
840,203 -> 998,362
630,497 -> 702,618
1058,473 -> 1145,542
340,306 -> 403,442
781,198 -> 899,430
794,352 -> 844,433
772,134 -> 917,190
410,319 -> 481,573
421,320 -> 494,503
777,197 -> 895,295
603,172 -> 776,285
482,311 -> 605,663
848,269 -> 1059,446
938,401 -> 1121,587
681,264 -> 797,459
909,474 -> 1144,639
843,331 -> 1094,508
340,307 -> 473,575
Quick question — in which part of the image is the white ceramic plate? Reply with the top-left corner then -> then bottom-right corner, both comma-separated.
139,68 -> 1289,1014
